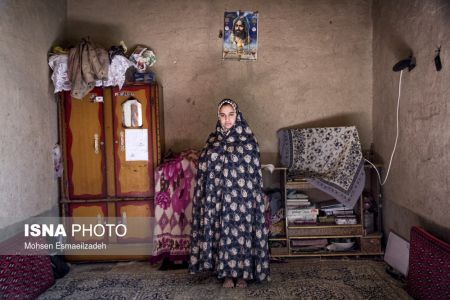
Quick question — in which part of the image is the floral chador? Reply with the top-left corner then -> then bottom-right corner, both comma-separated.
189,99 -> 270,282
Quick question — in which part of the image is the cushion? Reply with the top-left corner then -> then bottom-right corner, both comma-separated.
0,235 -> 55,299
407,226 -> 450,299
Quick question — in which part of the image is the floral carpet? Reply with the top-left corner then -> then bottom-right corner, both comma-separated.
38,258 -> 411,300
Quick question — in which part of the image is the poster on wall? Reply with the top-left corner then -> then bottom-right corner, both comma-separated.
223,11 -> 258,60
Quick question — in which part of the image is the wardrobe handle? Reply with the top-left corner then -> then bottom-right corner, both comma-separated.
117,211 -> 127,225
120,131 -> 125,152
94,134 -> 100,154
96,213 -> 102,224
122,211 -> 127,225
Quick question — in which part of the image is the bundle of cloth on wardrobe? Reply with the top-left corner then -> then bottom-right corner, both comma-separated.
48,38 -> 145,99
278,126 -> 365,208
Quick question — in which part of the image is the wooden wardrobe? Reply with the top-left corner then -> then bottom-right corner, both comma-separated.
58,83 -> 164,261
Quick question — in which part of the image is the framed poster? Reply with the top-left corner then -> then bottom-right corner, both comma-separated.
223,11 -> 258,60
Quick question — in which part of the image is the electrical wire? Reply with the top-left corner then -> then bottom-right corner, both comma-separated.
365,69 -> 403,186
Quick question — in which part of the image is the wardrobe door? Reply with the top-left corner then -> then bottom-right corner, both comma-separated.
64,88 -> 107,199
116,200 -> 153,243
68,202 -> 108,243
112,85 -> 154,197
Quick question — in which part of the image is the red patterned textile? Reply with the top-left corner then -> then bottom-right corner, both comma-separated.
150,150 -> 199,264
407,226 -> 450,300
0,234 -> 55,299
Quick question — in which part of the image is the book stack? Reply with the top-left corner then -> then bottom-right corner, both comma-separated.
335,215 -> 357,225
320,203 -> 357,225
286,189 -> 310,205
287,207 -> 319,224
286,190 -> 318,224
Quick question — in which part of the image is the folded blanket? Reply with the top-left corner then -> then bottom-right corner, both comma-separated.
278,126 -> 365,208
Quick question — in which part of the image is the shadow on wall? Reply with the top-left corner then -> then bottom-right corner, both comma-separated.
413,214 -> 450,244
166,139 -> 200,156
374,3 -> 416,64
385,29 -> 414,64
260,151 -> 278,165
64,20 -> 125,48
278,113 -> 363,132
384,199 -> 450,244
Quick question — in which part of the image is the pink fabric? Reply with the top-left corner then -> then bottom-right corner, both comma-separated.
150,150 -> 199,264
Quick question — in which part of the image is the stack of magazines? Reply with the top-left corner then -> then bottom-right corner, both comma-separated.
287,207 -> 319,224
320,203 -> 357,225
286,190 -> 318,224
286,190 -> 310,207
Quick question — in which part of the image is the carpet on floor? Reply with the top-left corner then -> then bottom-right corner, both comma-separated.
38,258 -> 411,300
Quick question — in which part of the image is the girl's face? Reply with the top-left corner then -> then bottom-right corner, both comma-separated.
219,104 -> 236,130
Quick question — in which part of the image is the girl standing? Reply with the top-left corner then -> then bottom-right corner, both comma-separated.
189,99 -> 270,288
